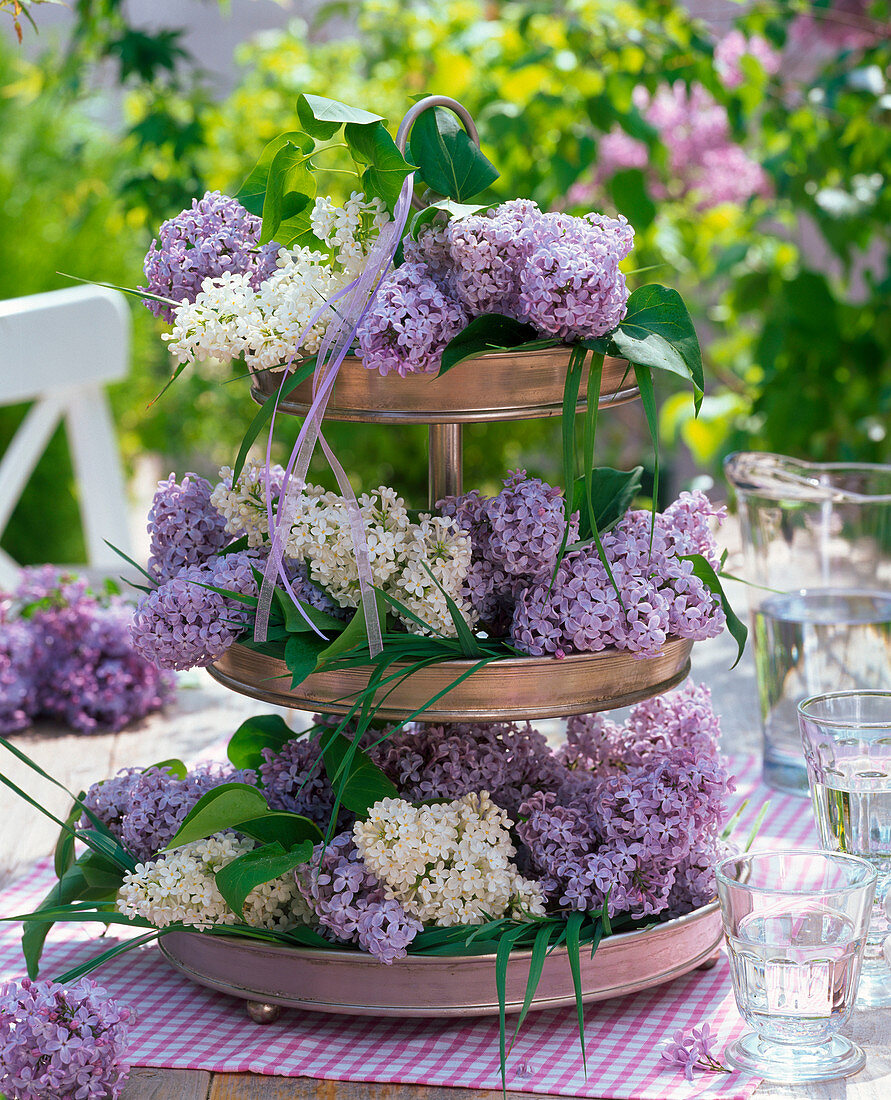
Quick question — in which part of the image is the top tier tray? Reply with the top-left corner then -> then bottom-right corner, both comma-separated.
250,347 -> 638,424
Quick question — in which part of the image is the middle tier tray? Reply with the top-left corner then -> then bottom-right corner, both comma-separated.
250,347 -> 638,423
208,638 -> 693,721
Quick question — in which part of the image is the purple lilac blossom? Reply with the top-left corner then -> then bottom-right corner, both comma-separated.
661,1023 -> 727,1079
147,473 -> 230,582
0,620 -> 36,733
140,190 -> 279,321
260,734 -> 350,828
295,832 -> 421,963
0,976 -> 131,1100
789,1 -> 886,52
1,568 -> 173,735
356,261 -> 468,377
81,762 -> 257,862
369,719 -> 565,816
714,30 -> 781,91
510,496 -> 726,658
129,548 -> 264,670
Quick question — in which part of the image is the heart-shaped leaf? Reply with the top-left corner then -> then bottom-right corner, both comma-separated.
166,784 -> 269,850
409,106 -> 499,201
215,841 -> 314,917
345,120 -> 416,210
439,314 -> 552,375
227,714 -> 294,772
261,142 -> 317,244
236,812 -> 322,848
236,131 -> 314,216
571,466 -> 644,540
321,730 -> 398,816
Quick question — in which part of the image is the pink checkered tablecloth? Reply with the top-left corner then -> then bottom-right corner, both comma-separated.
0,756 -> 819,1100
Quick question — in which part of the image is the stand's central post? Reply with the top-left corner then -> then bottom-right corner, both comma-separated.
428,423 -> 463,506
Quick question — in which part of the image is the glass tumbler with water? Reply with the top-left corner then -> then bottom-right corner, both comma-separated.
716,849 -> 875,1083
725,453 -> 891,794
799,690 -> 891,1007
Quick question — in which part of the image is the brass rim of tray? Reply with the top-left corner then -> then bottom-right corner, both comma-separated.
208,637 -> 694,721
250,348 -> 638,423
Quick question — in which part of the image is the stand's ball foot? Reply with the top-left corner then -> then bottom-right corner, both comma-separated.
246,1001 -> 282,1024
697,952 -> 721,972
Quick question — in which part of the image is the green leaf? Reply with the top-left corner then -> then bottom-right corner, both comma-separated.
166,784 -> 270,849
296,93 -> 384,140
273,587 -> 343,635
215,840 -> 314,916
409,199 -> 488,239
227,713 -> 294,772
77,849 -> 127,891
609,284 -> 703,412
53,930 -> 161,984
144,758 -> 187,780
285,632 -> 330,689
607,167 -> 656,231
495,924 -> 528,1093
321,730 -> 398,816
565,911 -> 588,1074
680,554 -> 749,668
76,829 -> 137,874
236,812 -> 323,848
54,798 -> 83,879
513,922 -> 554,1042
261,141 -> 317,244
314,592 -> 388,669
345,120 -> 416,210
439,313 -> 547,376
409,106 -> 499,201
571,466 -> 643,540
22,861 -> 116,978
236,131 -> 314,216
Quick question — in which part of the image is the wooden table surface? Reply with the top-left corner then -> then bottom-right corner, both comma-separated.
2,634 -> 890,1100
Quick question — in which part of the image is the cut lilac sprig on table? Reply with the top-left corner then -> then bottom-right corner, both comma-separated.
660,1023 -> 730,1080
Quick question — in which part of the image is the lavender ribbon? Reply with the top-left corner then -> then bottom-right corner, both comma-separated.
254,174 -> 416,653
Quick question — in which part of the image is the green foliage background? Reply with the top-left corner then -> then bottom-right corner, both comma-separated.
2,0 -> 889,563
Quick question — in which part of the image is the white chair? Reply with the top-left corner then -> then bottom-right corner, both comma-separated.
0,285 -> 134,587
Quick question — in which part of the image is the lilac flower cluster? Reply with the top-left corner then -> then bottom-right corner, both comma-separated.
439,471 -> 578,632
0,568 -> 174,735
355,260 -> 468,377
661,1023 -> 728,1080
260,729 -> 357,829
81,761 -> 256,862
511,491 -> 727,659
789,0 -> 885,53
714,30 -> 781,91
147,473 -> 230,582
141,191 -> 279,321
130,548 -> 263,670
573,81 -> 769,213
0,977 -> 131,1100
516,684 -> 734,920
295,832 -> 422,963
369,719 -> 565,816
360,200 -> 633,374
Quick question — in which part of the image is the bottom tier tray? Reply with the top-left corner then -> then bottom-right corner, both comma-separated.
159,901 -> 722,1018
208,637 -> 694,721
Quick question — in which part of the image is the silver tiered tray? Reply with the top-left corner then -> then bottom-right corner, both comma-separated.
250,348 -> 638,424
209,637 -> 694,721
160,900 -> 722,1019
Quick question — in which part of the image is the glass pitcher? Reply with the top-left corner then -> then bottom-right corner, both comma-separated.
724,452 -> 891,794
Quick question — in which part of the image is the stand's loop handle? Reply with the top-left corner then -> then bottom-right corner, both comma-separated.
395,96 -> 480,211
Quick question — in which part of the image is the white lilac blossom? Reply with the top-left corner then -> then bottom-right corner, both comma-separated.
356,261 -> 468,377
295,832 -> 422,964
210,458 -> 286,548
163,193 -> 389,370
117,833 -> 312,931
0,568 -> 173,735
141,190 -> 279,322
147,472 -> 230,582
81,762 -> 257,863
511,491 -> 727,659
0,977 -> 131,1100
129,548 -> 263,670
353,791 -> 547,926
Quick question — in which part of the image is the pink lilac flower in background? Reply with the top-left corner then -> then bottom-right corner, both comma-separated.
714,30 -> 782,91
789,0 -> 888,52
141,190 -> 279,321
0,977 -> 131,1100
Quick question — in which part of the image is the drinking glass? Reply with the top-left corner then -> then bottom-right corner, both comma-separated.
716,849 -> 875,1082
799,690 -> 891,1007
725,453 -> 891,795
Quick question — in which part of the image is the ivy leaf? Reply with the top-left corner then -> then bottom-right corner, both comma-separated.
321,730 -> 398,816
215,841 -> 314,917
345,120 -> 416,210
609,284 -> 703,412
680,554 -> 748,669
227,714 -> 294,772
296,93 -> 384,140
236,131 -> 313,216
166,784 -> 270,849
439,314 -> 551,375
571,466 -> 643,541
409,106 -> 499,201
